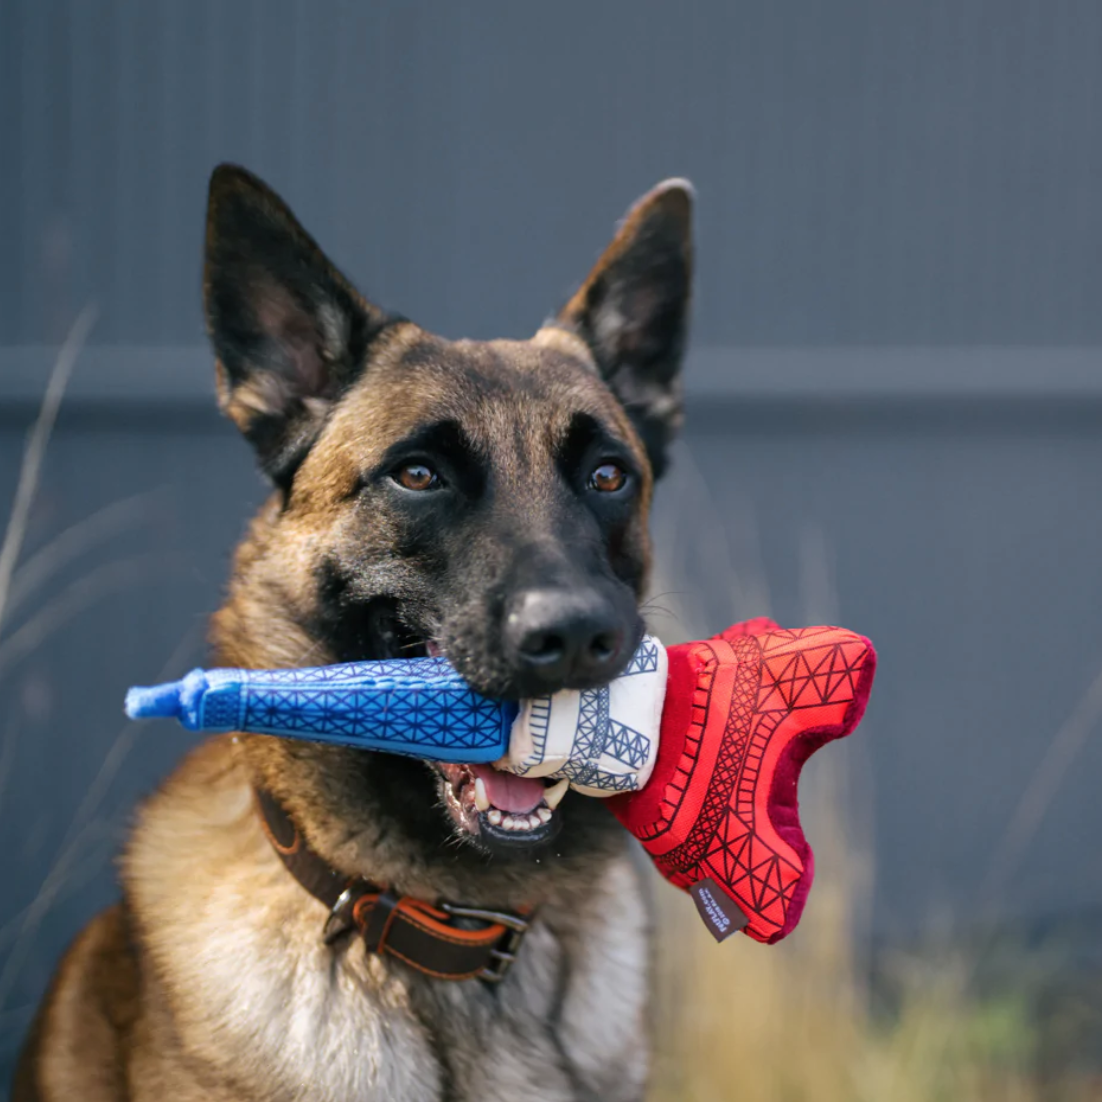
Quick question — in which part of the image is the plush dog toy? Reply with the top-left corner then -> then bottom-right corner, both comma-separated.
126,619 -> 876,943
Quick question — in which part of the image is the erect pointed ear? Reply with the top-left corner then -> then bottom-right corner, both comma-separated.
552,180 -> 693,478
203,164 -> 395,487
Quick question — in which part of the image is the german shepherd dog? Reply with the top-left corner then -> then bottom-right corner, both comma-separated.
14,164 -> 692,1102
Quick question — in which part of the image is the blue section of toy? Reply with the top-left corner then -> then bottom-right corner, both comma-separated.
125,658 -> 515,763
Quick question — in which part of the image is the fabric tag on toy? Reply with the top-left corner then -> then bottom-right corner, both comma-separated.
503,636 -> 667,795
689,878 -> 750,942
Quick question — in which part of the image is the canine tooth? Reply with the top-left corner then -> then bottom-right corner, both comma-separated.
487,809 -> 502,826
474,777 -> 490,812
537,807 -> 552,823
544,778 -> 569,810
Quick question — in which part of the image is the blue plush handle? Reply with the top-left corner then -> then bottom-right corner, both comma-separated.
125,657 -> 515,763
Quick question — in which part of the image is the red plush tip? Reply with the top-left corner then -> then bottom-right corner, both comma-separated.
609,621 -> 876,944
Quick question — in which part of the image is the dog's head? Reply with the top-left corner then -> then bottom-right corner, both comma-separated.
204,166 -> 692,891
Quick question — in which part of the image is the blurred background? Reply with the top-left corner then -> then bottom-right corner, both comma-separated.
2,2 -> 1101,1098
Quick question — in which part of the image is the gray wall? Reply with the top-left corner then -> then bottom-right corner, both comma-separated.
6,0 -> 1102,348
4,0 -> 1102,1085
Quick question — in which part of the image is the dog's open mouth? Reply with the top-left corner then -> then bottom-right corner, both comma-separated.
361,608 -> 567,851
435,762 -> 565,850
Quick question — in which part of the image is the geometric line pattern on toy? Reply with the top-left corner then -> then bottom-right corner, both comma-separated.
239,680 -> 506,755
604,720 -> 652,770
524,696 -> 553,762
573,687 -> 611,761
622,638 -> 661,677
564,681 -> 652,792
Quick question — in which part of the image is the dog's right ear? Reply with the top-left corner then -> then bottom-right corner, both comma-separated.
203,164 -> 394,487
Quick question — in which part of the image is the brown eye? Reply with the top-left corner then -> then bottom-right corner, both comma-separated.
589,462 -> 627,493
394,463 -> 439,491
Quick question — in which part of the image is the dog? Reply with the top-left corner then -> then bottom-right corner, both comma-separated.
13,163 -> 693,1102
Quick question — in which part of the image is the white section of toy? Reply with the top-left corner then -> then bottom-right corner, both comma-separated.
503,635 -> 668,796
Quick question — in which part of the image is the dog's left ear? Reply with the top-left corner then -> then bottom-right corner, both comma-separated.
553,180 -> 693,478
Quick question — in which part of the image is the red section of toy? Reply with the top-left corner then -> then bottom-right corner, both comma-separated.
608,619 -> 877,944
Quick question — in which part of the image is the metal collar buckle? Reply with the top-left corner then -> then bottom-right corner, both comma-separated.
439,901 -> 531,984
322,883 -> 363,945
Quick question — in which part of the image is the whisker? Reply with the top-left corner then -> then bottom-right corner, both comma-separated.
641,590 -> 685,607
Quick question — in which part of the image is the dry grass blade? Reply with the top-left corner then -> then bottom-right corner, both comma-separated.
5,490 -> 166,622
0,551 -> 188,680
979,660 -> 1102,911
0,307 -> 97,638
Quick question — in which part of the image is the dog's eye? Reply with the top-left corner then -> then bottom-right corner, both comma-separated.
589,462 -> 627,493
393,463 -> 440,492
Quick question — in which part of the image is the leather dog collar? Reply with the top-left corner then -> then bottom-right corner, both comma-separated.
254,788 -> 530,983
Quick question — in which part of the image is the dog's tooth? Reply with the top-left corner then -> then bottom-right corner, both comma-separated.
537,807 -> 552,823
544,778 -> 569,810
527,814 -> 541,829
503,816 -> 518,831
473,777 -> 490,812
487,808 -> 502,826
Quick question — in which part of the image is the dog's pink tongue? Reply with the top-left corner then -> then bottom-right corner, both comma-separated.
471,765 -> 545,813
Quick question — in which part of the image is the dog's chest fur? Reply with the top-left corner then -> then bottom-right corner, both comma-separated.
119,740 -> 651,1102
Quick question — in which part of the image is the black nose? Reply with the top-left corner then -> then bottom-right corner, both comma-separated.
504,588 -> 626,689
